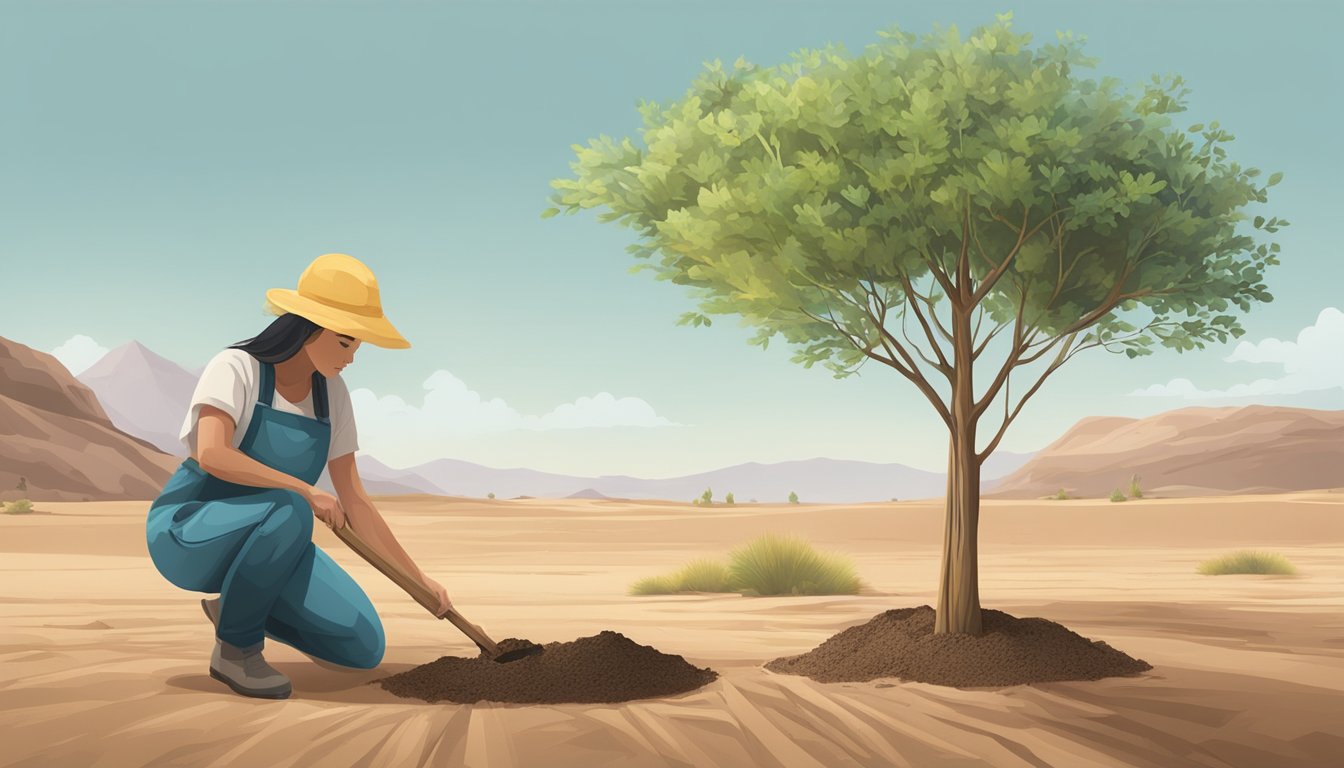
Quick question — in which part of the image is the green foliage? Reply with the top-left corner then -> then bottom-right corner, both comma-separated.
728,533 -> 862,596
725,491 -> 735,504
3,499 -> 33,514
1127,474 -> 1143,498
547,14 -> 1283,381
1052,488 -> 1070,500
1197,550 -> 1297,576
788,491 -> 799,504
1109,489 -> 1127,502
701,487 -> 713,505
487,492 -> 495,499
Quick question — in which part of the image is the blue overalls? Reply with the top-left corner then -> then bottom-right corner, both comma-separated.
146,359 -> 385,668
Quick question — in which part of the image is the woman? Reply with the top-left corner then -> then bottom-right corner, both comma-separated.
146,253 -> 451,700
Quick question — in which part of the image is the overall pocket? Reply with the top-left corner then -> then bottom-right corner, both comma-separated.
171,497 -> 276,544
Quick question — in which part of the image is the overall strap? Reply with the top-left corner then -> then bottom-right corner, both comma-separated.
312,372 -> 330,422
258,360 -> 276,406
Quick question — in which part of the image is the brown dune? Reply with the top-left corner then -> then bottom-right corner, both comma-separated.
987,404 -> 1344,499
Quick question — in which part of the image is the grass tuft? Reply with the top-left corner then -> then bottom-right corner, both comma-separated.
1197,550 -> 1298,576
728,533 -> 861,596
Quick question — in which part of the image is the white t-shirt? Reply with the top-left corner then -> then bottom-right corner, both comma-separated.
180,348 -> 358,464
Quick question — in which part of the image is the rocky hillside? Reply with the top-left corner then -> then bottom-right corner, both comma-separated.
0,336 -> 179,502
985,404 -> 1344,499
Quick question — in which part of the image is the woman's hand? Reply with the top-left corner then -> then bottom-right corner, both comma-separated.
304,486 -> 347,531
421,576 -> 452,616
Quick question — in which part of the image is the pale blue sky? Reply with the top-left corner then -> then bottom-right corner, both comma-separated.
3,0 -> 1341,476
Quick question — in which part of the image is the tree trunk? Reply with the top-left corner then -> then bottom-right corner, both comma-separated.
935,297 -> 983,635
935,430 -> 982,634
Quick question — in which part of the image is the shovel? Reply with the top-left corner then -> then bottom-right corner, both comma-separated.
332,523 -> 543,663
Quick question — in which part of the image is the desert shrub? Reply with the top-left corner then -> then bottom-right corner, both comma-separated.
1109,489 -> 1127,502
728,533 -> 861,596
1128,473 -> 1143,498
788,491 -> 799,504
628,558 -> 737,595
487,492 -> 495,499
1197,550 -> 1298,576
3,499 -> 33,515
672,558 -> 736,592
629,575 -> 679,595
725,492 -> 735,505
1052,488 -> 1069,500
700,487 -> 713,505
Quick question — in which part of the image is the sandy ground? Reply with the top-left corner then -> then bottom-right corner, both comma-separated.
3,490 -> 1343,768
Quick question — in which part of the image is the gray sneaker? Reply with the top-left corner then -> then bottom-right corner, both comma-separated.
209,638 -> 292,699
202,597 -> 353,672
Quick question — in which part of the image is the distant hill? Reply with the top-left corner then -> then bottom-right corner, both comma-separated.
0,336 -> 179,502
985,404 -> 1344,498
380,452 -> 1037,503
77,341 -> 197,457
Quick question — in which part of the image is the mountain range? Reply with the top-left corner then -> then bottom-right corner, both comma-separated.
2,334 -> 1340,502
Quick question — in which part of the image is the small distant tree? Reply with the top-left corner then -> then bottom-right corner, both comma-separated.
725,491 -> 735,504
487,492 -> 495,499
1127,474 -> 1143,498
701,487 -> 713,505
788,491 -> 799,504
1109,489 -> 1127,502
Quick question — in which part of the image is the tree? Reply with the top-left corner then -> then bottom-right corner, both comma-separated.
788,491 -> 799,504
726,491 -> 735,504
547,14 -> 1282,634
701,487 -> 713,505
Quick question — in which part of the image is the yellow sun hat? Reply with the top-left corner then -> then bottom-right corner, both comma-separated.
265,253 -> 411,349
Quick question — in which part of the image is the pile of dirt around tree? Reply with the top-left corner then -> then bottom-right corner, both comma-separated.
377,631 -> 718,704
765,606 -> 1152,688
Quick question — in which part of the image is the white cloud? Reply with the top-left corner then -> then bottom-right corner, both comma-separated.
49,334 -> 108,376
1130,307 -> 1344,398
349,369 -> 681,463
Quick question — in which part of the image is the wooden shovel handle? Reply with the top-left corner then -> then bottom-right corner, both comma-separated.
332,523 -> 501,657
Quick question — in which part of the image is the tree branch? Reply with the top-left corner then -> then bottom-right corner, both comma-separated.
796,287 -> 954,430
976,330 -> 1081,463
891,268 -> 952,373
972,274 -> 1032,419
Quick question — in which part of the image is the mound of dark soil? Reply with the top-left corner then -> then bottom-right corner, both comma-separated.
377,631 -> 717,704
765,606 -> 1152,688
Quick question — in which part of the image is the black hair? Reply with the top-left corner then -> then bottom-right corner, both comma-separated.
228,313 -> 324,364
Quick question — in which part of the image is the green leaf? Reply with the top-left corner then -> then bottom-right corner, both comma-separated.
540,207 -> 561,219
1267,172 -> 1283,187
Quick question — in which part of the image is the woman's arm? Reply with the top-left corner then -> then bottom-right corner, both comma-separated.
198,406 -> 315,499
327,453 -> 432,583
